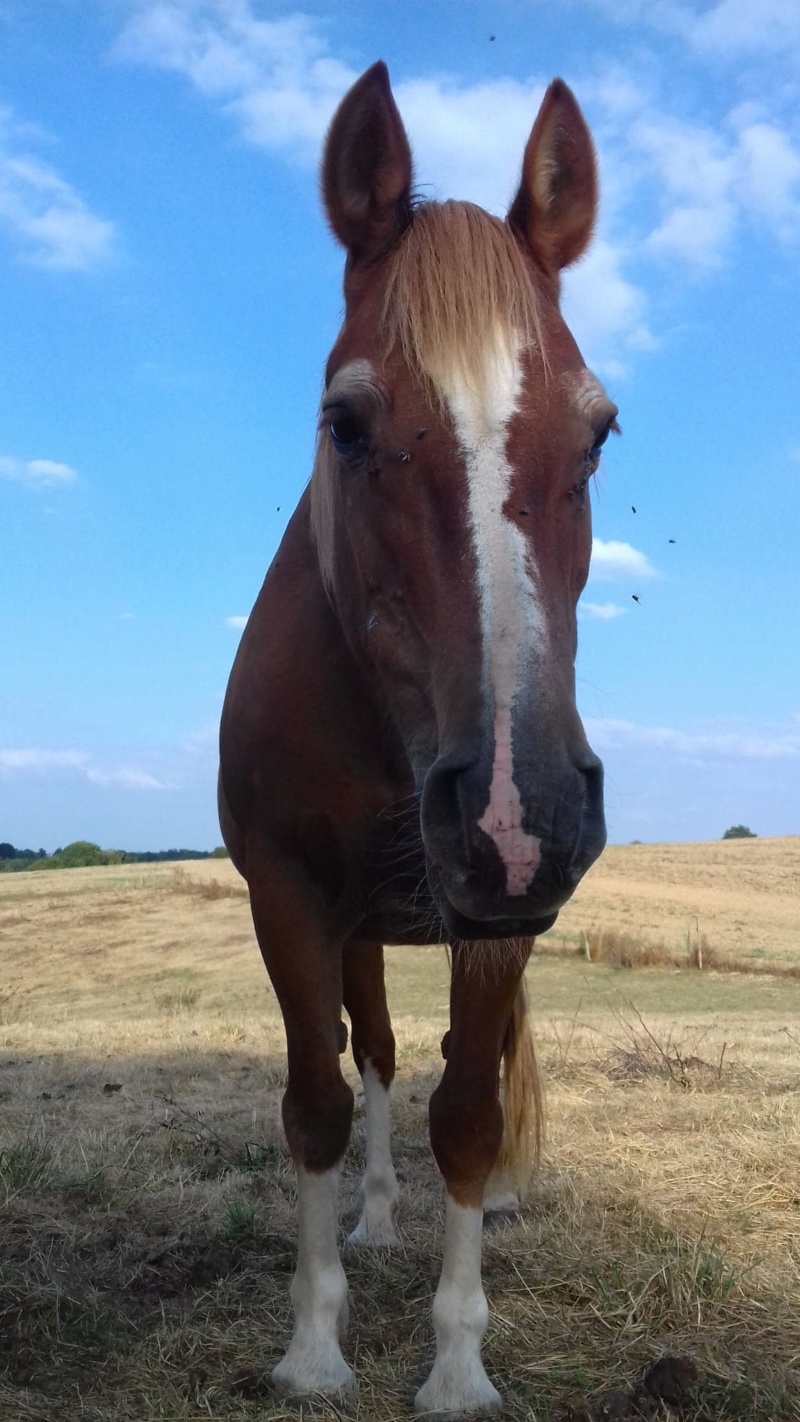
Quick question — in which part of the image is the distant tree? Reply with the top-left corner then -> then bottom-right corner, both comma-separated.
722,825 -> 757,840
0,842 -> 16,859
210,846 -> 230,858
57,841 -> 111,867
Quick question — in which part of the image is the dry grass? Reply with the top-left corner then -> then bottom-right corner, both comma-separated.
536,924 -> 800,980
551,836 -> 800,970
1,858 -> 800,1419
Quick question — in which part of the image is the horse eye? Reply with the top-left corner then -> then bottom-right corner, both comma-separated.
329,416 -> 365,458
588,414 -> 620,460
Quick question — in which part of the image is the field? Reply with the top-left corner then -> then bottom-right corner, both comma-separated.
1,838 -> 799,1421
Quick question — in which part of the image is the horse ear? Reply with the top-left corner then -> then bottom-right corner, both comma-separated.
507,79 -> 597,274
322,62 -> 413,263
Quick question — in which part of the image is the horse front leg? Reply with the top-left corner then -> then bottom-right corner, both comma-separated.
416,946 -> 528,1416
343,938 -> 399,1247
247,854 -> 355,1399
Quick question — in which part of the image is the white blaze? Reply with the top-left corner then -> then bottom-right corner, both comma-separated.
444,333 -> 543,896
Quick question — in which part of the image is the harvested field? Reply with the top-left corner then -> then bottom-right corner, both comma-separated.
549,836 -> 800,970
1,848 -> 799,1420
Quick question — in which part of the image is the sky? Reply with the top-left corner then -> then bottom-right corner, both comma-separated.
1,0 -> 799,852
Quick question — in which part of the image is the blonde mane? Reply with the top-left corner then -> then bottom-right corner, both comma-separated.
382,200 -> 545,406
311,200 -> 545,584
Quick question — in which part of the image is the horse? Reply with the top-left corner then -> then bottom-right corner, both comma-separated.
219,60 -> 616,1415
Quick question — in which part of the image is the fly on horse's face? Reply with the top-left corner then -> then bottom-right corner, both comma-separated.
312,75 -> 615,940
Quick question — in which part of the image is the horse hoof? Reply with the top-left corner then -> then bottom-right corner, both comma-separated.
347,1216 -> 400,1249
271,1355 -> 355,1402
414,1370 -> 502,1416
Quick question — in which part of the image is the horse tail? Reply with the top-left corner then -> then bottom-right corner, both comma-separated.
498,976 -> 544,1198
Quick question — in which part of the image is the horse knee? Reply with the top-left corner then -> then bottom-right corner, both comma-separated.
282,1075 -> 354,1172
351,1025 -> 395,1086
429,1079 -> 503,1207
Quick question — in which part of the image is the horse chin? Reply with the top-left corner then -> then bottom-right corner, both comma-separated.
437,895 -> 559,942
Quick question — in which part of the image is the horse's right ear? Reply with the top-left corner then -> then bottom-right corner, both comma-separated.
322,62 -> 414,264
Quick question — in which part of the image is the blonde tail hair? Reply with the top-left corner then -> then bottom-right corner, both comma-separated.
497,977 -> 545,1198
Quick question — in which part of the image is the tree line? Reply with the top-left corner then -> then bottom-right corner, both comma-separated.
0,841 -> 229,872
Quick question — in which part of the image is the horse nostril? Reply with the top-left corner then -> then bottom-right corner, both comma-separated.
422,759 -> 467,836
576,753 -> 604,817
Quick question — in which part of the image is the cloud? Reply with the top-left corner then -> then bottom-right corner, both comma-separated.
86,767 -> 168,790
114,4 -> 654,370
0,454 -> 78,486
580,601 -> 627,620
678,0 -> 800,60
586,0 -> 800,60
225,614 -> 248,629
734,120 -> 800,241
590,539 -> 657,581
114,4 -> 353,163
0,749 -> 88,773
562,238 -> 655,378
630,111 -> 800,268
0,105 -> 115,270
0,748 -> 167,788
586,717 -> 800,761
112,1 -> 800,376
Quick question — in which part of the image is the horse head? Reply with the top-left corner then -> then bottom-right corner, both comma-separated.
311,62 -> 614,939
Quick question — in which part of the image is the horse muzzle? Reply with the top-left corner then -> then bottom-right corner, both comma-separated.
420,746 -> 606,936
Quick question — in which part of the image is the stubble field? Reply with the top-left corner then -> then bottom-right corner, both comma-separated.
1,837 -> 799,1421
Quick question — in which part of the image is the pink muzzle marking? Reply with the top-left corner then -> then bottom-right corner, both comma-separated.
477,737 -> 542,897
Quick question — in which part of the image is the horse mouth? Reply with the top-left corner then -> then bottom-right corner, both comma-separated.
435,881 -> 561,941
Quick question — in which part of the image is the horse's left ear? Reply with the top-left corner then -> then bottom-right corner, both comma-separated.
322,61 -> 414,264
507,79 -> 597,273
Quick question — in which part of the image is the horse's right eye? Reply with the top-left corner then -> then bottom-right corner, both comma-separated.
329,416 -> 366,459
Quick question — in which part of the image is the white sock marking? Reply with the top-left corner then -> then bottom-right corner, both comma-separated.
348,1059 -> 400,1248
415,1196 -> 501,1414
444,334 -> 543,896
272,1166 -> 353,1396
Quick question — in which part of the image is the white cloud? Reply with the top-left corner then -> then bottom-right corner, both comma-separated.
0,454 -> 78,486
0,106 -> 115,270
225,614 -> 247,629
86,767 -> 168,790
114,4 -> 353,163
114,5 -> 654,370
682,0 -> 800,59
111,2 -> 800,376
734,121 -> 800,241
586,717 -> 800,761
0,455 -> 77,489
562,237 -> 655,378
629,110 -> 800,268
587,0 -> 800,60
0,748 -> 167,788
580,600 -> 627,620
0,749 -> 88,773
590,538 -> 657,581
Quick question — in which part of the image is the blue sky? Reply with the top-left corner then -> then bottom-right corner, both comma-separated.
1,0 -> 799,851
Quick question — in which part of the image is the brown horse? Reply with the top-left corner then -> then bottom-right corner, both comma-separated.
219,61 -> 616,1414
